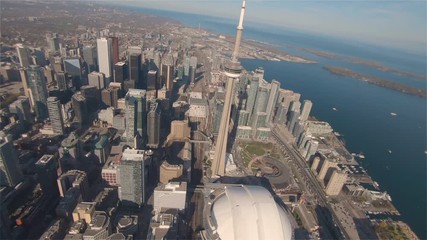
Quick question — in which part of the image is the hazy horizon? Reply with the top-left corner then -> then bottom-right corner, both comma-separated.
103,0 -> 426,55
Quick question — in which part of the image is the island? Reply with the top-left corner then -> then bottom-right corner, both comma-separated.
323,66 -> 427,98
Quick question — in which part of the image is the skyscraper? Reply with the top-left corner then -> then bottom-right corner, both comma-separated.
129,53 -> 142,89
16,44 -> 31,68
27,65 -> 49,120
19,68 -> 30,99
147,101 -> 161,149
72,93 -> 87,124
125,89 -> 147,148
246,76 -> 259,121
64,58 -> 82,89
266,80 -> 280,123
211,0 -> 247,177
97,38 -> 113,84
31,48 -> 47,67
88,71 -> 106,90
47,97 -> 65,135
109,36 -> 119,64
147,70 -> 157,91
184,56 -> 190,76
114,62 -> 127,86
82,45 -> 97,72
300,100 -> 313,122
161,54 -> 174,92
81,85 -> 100,112
254,86 -> 269,113
290,101 -> 301,113
35,154 -> 59,198
9,96 -> 33,123
55,71 -> 68,91
287,111 -> 300,133
189,56 -> 197,84
212,99 -> 224,135
118,149 -> 150,206
0,140 -> 23,187
101,87 -> 119,108
46,33 -> 60,52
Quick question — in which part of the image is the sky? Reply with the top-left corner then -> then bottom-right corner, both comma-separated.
109,0 -> 427,53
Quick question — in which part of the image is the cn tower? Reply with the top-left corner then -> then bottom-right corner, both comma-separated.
211,0 -> 246,177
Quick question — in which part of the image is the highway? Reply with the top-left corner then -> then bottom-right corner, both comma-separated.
272,126 -> 349,239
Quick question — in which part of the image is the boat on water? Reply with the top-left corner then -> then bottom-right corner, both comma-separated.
390,112 -> 397,116
351,152 -> 365,159
373,181 -> 380,189
388,150 -> 392,154
332,107 -> 337,111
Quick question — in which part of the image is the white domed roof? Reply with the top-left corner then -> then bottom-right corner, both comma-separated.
210,185 -> 293,240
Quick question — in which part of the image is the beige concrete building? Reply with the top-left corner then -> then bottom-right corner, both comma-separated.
159,161 -> 183,184
169,120 -> 190,141
317,159 -> 337,182
310,156 -> 321,173
325,170 -> 347,196
72,202 -> 96,223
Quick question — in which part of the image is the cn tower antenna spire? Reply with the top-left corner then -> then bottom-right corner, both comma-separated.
231,0 -> 246,63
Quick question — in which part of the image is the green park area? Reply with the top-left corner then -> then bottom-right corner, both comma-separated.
374,221 -> 411,240
238,141 -> 280,167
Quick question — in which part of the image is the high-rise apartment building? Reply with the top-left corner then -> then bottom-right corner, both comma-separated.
27,65 -> 49,120
47,97 -> 65,135
246,76 -> 259,121
254,86 -> 269,114
300,100 -> 312,122
266,80 -> 280,123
